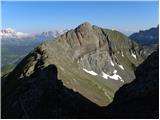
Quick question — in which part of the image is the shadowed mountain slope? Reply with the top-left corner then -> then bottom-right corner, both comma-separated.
104,50 -> 159,118
2,64 -> 102,118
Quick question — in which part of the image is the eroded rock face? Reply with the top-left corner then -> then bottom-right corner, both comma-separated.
2,22 -> 155,117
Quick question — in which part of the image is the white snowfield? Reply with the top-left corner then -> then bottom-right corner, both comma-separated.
131,52 -> 137,59
120,79 -> 124,82
113,70 -> 117,74
82,68 -> 124,83
110,60 -> 115,66
122,52 -> 124,57
102,71 -> 122,81
119,65 -> 124,70
82,68 -> 98,76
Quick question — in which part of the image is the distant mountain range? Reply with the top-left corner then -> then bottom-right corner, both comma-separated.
0,28 -> 31,39
1,28 -> 68,43
1,28 -> 68,75
2,22 -> 157,118
130,25 -> 159,45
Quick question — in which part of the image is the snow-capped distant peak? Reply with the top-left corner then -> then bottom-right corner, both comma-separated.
16,32 -> 30,38
0,28 -> 31,39
1,28 -> 69,42
41,29 -> 68,37
4,28 -> 15,33
36,29 -> 69,42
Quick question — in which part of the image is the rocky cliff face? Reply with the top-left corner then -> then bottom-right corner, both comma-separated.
2,22 -> 155,118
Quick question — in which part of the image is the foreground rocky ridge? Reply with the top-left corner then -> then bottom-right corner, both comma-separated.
2,23 -> 155,117
2,64 -> 102,118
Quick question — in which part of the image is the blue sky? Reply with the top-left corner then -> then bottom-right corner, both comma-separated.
1,1 -> 159,35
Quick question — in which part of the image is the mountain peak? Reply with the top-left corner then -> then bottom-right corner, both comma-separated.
4,28 -> 15,33
80,22 -> 92,26
77,22 -> 92,29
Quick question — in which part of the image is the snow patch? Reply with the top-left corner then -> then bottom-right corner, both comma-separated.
122,52 -> 124,57
119,65 -> 124,70
120,79 -> 125,83
102,72 -> 109,79
83,68 -> 98,76
102,71 -> 122,80
110,60 -> 114,66
131,52 -> 137,59
113,70 -> 117,74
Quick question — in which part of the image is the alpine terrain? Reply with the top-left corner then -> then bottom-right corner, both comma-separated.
2,22 -> 156,118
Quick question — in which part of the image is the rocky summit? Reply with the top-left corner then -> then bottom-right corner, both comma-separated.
1,22 -> 155,118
